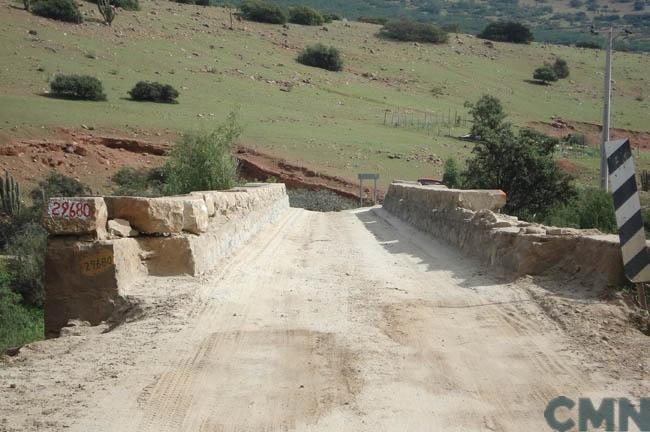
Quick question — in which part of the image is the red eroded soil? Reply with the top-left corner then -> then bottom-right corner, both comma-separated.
556,159 -> 579,175
529,119 -> 650,151
0,127 -> 369,200
0,128 -> 170,194
237,148 -> 376,200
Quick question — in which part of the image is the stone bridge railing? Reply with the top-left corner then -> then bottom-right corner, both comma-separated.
42,183 -> 289,337
383,181 -> 627,287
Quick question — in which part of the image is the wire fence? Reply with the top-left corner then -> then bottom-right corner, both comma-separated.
382,108 -> 472,137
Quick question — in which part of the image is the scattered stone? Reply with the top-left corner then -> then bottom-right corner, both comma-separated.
522,226 -> 546,235
546,227 -> 580,236
5,346 -> 20,357
107,218 -> 138,238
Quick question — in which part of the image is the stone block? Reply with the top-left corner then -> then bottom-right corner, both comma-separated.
137,236 -> 194,276
42,197 -> 107,238
190,192 -> 216,217
108,218 -> 138,238
44,238 -> 144,337
457,190 -> 507,212
104,196 -> 184,234
180,197 -> 209,234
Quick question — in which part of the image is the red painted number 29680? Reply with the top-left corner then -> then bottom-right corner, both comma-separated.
49,200 -> 92,219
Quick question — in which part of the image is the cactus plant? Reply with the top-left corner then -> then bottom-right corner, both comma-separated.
97,0 -> 115,26
0,170 -> 21,217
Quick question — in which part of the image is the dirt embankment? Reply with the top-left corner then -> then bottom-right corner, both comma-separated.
237,148 -> 381,201
530,118 -> 650,151
0,128 -> 370,199
0,128 -> 170,194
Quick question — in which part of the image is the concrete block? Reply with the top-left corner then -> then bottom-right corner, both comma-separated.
42,197 -> 108,238
104,196 -> 184,234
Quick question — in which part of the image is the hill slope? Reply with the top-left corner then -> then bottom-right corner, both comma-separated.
0,0 -> 649,188
220,0 -> 650,52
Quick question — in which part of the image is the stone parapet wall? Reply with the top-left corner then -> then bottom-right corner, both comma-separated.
44,183 -> 289,336
383,182 -> 626,287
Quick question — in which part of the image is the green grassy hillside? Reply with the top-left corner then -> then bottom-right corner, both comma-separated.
0,0 -> 649,187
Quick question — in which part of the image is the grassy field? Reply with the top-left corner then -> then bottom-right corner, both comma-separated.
0,0 -> 649,188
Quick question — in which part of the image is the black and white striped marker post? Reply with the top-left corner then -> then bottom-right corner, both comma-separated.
606,138 -> 650,300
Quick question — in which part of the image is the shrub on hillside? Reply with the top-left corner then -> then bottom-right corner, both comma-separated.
576,40 -> 601,49
128,81 -> 179,103
564,133 -> 587,147
32,0 -> 83,23
164,112 -> 241,194
441,23 -> 461,33
478,21 -> 533,44
239,0 -> 287,24
380,20 -> 448,44
323,13 -> 341,23
113,166 -> 166,196
552,58 -> 570,79
112,0 -> 139,9
49,74 -> 106,101
442,157 -> 461,189
288,5 -> 324,26
358,16 -> 388,25
543,188 -> 617,233
296,44 -> 343,71
172,0 -> 217,6
88,0 -> 139,10
30,172 -> 92,208
533,65 -> 558,84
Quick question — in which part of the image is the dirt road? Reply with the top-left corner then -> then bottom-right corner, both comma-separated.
1,207 -> 648,431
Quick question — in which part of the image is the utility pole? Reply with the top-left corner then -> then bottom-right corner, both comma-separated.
600,26 -> 613,191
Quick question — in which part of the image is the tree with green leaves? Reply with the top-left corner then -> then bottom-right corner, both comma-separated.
462,95 -> 575,218
288,5 -> 324,26
478,21 -> 533,44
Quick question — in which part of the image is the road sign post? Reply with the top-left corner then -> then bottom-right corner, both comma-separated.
606,138 -> 650,309
358,173 -> 379,207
